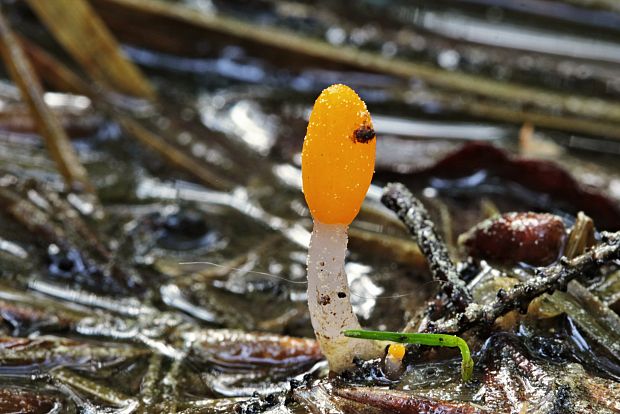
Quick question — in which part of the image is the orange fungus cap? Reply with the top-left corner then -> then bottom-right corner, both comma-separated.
301,84 -> 376,225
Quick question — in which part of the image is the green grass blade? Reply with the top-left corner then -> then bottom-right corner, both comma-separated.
343,329 -> 473,381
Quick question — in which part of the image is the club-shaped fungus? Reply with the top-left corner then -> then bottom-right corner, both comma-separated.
302,84 -> 383,372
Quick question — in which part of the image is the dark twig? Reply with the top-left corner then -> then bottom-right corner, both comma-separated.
431,231 -> 620,334
381,183 -> 472,311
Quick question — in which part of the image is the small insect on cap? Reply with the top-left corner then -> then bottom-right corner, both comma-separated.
302,84 -> 376,225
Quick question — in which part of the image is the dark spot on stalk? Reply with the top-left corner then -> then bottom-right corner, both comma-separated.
353,125 -> 375,143
318,294 -> 331,305
337,292 -> 346,298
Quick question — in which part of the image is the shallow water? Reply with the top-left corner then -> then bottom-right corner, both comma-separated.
0,0 -> 619,412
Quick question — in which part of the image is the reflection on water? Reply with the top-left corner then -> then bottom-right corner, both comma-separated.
418,10 -> 620,63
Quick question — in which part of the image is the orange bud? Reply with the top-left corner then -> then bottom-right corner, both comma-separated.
302,84 -> 376,225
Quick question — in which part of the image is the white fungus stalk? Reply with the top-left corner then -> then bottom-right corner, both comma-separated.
301,84 -> 383,372
306,221 -> 382,372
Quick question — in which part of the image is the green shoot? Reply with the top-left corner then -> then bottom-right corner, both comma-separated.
343,329 -> 474,381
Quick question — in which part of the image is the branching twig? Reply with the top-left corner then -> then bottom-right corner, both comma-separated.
431,231 -> 620,334
381,183 -> 472,310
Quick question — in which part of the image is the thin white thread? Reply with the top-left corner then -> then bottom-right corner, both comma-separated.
178,261 -> 431,299
179,261 -> 308,285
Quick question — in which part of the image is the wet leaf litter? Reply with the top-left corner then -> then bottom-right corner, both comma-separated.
0,1 -> 617,413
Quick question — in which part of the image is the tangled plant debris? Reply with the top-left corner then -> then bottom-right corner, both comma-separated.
382,183 -> 620,336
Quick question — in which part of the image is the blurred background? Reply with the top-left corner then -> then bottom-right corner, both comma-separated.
0,0 -> 619,411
